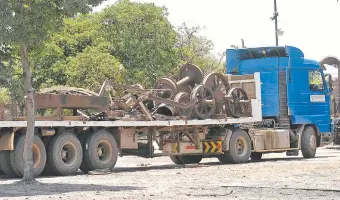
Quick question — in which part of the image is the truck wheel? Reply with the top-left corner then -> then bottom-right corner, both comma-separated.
179,155 -> 202,164
170,155 -> 202,165
82,130 -> 118,173
170,156 -> 182,164
10,134 -> 47,177
301,126 -> 317,158
0,151 -> 18,178
218,129 -> 251,164
46,132 -> 83,175
77,133 -> 91,174
250,152 -> 262,161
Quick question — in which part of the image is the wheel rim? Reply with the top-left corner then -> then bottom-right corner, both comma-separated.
32,143 -> 41,168
97,140 -> 113,164
190,84 -> 216,119
61,142 -> 77,166
235,136 -> 247,156
309,133 -> 317,151
226,88 -> 249,118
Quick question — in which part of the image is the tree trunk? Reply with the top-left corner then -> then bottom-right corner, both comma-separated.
20,44 -> 35,183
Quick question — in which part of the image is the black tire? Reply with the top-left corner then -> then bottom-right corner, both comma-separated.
179,155 -> 203,164
77,133 -> 91,174
0,151 -> 18,178
301,126 -> 317,158
9,134 -> 47,177
218,129 -> 251,164
46,132 -> 83,176
170,155 -> 202,165
170,156 -> 183,165
82,130 -> 118,173
250,152 -> 262,161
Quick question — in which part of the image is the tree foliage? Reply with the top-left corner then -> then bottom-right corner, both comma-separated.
99,0 -> 179,86
0,0 -> 107,183
27,1 -> 225,91
176,23 -> 225,74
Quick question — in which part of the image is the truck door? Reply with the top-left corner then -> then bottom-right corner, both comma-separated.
287,68 -> 331,133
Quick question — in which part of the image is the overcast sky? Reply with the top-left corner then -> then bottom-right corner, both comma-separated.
94,0 -> 340,76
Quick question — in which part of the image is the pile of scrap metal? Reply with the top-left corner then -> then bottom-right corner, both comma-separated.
28,63 -> 250,122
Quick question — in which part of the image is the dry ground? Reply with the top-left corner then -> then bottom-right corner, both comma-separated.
0,145 -> 340,200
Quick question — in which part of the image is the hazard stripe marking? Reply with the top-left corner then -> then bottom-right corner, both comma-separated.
203,141 -> 222,153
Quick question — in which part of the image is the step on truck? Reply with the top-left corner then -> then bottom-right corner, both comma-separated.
0,45 -> 333,178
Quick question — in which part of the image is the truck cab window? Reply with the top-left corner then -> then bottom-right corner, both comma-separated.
309,70 -> 324,91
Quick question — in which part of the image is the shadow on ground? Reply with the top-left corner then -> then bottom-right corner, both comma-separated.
256,155 -> 336,162
326,146 -> 340,150
113,155 -> 337,173
0,182 -> 143,197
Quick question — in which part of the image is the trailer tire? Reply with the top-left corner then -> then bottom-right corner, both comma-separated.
170,155 -> 202,165
170,156 -> 182,164
10,135 -> 47,177
46,132 -> 83,176
301,126 -> 317,158
82,130 -> 118,173
179,155 -> 202,164
0,151 -> 18,178
218,129 -> 251,164
250,152 -> 262,161
77,133 -> 91,174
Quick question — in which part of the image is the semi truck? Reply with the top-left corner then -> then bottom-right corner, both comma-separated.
0,45 -> 333,178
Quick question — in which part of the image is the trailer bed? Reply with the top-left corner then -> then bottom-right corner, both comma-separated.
0,102 -> 261,127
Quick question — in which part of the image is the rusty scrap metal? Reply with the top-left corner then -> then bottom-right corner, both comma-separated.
28,62 -> 251,122
34,93 -> 110,110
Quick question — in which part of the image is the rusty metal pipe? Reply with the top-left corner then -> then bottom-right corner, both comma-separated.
155,104 -> 176,116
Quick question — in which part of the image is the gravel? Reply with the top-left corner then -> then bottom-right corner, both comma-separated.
0,145 -> 339,200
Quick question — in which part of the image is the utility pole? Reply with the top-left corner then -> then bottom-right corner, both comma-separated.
271,0 -> 279,46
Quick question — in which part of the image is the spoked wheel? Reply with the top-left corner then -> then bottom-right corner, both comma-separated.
82,130 -> 118,173
190,84 -> 216,119
203,72 -> 230,114
226,88 -> 249,118
46,132 -> 83,176
174,92 -> 192,118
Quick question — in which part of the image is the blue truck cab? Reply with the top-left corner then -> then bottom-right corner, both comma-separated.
226,45 -> 333,147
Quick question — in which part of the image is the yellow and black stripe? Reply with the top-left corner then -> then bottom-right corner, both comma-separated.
203,140 -> 223,153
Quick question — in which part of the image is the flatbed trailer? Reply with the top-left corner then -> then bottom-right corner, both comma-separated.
0,70 -> 316,178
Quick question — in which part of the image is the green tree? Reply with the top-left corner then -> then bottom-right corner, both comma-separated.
65,46 -> 124,91
0,45 -> 24,105
99,0 -> 179,87
0,0 -> 106,183
176,23 -> 225,74
31,14 -> 106,89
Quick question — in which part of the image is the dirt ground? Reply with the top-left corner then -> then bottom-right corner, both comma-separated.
0,145 -> 340,200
